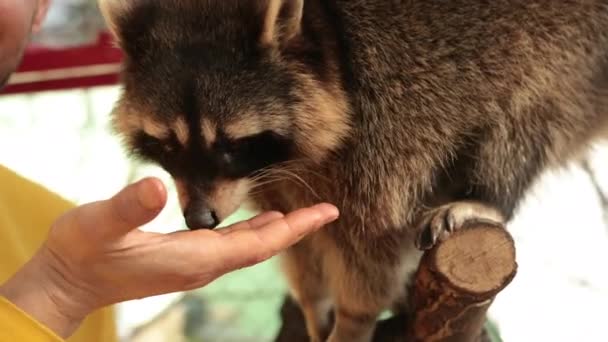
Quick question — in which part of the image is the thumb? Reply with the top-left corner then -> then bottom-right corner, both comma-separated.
67,177 -> 168,241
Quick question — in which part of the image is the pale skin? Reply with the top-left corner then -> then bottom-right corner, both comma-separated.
0,0 -> 48,87
0,1 -> 340,339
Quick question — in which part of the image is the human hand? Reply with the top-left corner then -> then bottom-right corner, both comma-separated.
0,177 -> 339,338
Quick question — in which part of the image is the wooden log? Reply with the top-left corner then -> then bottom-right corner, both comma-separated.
405,224 -> 517,342
275,223 -> 517,342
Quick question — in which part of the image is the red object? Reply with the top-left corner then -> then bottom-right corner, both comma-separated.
0,31 -> 123,95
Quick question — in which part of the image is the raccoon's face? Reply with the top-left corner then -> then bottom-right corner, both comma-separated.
100,0 -> 350,229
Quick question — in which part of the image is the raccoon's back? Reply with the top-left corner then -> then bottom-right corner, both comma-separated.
319,0 -> 608,229
329,0 -> 608,169
332,0 -> 608,125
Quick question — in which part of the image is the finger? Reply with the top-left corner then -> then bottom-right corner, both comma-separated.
131,204 -> 336,293
166,211 -> 284,239
68,178 -> 167,241
216,211 -> 285,235
213,203 -> 339,271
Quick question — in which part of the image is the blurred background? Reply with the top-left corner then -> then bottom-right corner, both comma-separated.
1,1 -> 607,341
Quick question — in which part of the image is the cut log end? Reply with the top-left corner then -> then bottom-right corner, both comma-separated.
433,225 -> 517,297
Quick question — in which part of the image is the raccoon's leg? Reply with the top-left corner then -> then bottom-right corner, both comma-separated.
325,266 -> 411,342
415,200 -> 505,250
414,104 -> 565,250
280,237 -> 332,342
325,242 -> 419,342
326,308 -> 378,342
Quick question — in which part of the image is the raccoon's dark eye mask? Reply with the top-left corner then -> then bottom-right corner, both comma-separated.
214,130 -> 294,179
131,129 -> 294,179
132,130 -> 181,165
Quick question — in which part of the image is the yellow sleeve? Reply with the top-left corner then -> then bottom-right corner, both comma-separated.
0,165 -> 118,342
0,296 -> 63,342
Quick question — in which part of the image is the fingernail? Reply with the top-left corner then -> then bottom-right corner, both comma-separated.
314,203 -> 340,224
137,179 -> 165,210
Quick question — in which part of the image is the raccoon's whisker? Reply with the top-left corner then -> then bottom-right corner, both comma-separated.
249,161 -> 301,180
279,167 -> 331,183
249,158 -> 331,184
250,167 -> 297,184
246,160 -> 328,200
248,177 -> 290,190
266,165 -> 331,184
248,189 -> 275,197
248,171 -> 279,184
249,172 -> 289,185
249,171 -> 315,197
248,173 -> 295,189
265,168 -> 321,200
272,158 -> 309,167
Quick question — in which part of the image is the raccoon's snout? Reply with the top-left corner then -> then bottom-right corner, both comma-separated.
184,202 -> 220,230
175,178 -> 251,230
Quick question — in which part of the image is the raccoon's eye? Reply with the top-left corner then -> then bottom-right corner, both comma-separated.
215,130 -> 293,178
132,132 -> 178,166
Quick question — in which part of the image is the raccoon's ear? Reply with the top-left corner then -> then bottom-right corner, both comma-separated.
97,0 -> 132,41
258,0 -> 304,47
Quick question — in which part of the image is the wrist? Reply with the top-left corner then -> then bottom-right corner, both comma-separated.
0,247 -> 88,338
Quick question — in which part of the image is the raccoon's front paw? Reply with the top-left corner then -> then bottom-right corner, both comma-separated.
415,201 -> 505,251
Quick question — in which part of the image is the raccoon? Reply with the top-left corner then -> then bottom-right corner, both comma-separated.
99,0 -> 608,341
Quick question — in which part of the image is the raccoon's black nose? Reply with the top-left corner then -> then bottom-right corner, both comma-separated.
184,205 -> 220,230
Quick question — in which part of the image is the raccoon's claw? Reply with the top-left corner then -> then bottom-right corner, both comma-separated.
415,201 -> 505,251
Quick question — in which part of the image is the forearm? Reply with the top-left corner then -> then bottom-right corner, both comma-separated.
0,250 -> 84,339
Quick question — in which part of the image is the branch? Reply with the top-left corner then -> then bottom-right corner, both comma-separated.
580,159 -> 608,228
405,224 -> 517,341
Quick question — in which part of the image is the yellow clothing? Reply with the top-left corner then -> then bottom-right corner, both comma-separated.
0,297 -> 63,342
0,165 -> 117,342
